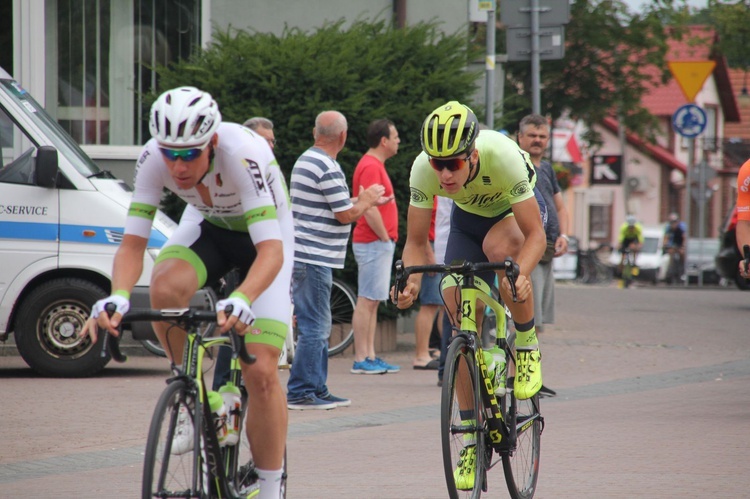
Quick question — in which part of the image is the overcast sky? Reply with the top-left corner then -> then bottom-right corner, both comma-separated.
623,0 -> 709,13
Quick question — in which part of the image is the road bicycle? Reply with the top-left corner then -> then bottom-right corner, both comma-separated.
103,306 -> 287,498
620,247 -> 639,288
576,245 -> 613,285
394,258 -> 543,499
664,245 -> 684,285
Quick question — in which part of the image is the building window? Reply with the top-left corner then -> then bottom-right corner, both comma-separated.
589,204 -> 611,242
48,0 -> 201,146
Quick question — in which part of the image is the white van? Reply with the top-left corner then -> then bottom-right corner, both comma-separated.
0,66 -> 178,376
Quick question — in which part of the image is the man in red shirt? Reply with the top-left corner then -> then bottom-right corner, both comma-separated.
351,119 -> 401,374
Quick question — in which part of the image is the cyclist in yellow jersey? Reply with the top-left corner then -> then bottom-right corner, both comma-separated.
395,101 -> 545,392
618,215 -> 643,267
394,101 -> 546,490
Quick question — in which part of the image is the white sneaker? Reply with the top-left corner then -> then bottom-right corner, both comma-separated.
171,405 -> 194,455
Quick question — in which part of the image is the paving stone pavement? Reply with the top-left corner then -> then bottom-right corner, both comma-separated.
1,283 -> 749,498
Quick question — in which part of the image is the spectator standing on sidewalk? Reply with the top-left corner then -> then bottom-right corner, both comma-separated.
243,116 -> 276,151
413,198 -> 441,370
286,110 -> 391,409
517,114 -> 569,332
351,119 -> 402,374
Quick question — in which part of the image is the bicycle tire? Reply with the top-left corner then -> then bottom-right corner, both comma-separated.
327,278 -> 356,356
441,335 -> 485,499
142,379 -> 208,499
500,357 -> 541,499
140,339 -> 167,358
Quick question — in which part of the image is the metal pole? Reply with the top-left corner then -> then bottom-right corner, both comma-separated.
684,138 -> 694,287
697,156 -> 706,287
531,0 -> 541,114
485,8 -> 496,128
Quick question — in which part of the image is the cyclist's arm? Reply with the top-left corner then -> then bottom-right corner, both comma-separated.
111,234 -> 148,294
396,204 -> 433,308
232,237 -> 283,304
511,196 -> 546,277
553,191 -> 569,256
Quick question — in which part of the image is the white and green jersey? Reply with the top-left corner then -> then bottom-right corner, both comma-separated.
409,130 -> 537,218
126,122 -> 291,245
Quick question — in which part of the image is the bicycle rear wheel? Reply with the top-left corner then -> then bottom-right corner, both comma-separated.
441,335 -> 485,499
142,379 -> 207,499
500,386 -> 541,498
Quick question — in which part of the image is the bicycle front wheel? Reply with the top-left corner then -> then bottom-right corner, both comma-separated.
500,390 -> 541,498
327,278 -> 356,356
441,335 -> 485,499
142,379 -> 207,499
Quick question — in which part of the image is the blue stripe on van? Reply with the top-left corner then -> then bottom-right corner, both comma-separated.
0,221 -> 167,248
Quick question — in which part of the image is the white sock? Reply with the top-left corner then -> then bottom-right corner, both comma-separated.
256,467 -> 283,499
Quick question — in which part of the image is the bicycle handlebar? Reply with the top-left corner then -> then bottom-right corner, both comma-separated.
393,258 -> 520,304
99,306 -> 256,365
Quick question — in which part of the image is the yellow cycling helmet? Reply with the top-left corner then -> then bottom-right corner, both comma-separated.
420,101 -> 479,158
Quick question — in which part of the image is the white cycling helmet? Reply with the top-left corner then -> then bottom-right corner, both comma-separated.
626,215 -> 637,226
149,86 -> 222,148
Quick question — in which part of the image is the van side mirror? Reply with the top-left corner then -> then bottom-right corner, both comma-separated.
36,145 -> 58,188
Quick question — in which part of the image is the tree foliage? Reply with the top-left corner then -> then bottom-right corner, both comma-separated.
701,0 -> 750,68
150,18 -> 480,316
502,0 -> 689,142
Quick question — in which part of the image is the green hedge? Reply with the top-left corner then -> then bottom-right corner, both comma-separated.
153,18 -> 481,319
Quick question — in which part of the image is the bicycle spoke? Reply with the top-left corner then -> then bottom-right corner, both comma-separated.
501,394 -> 541,499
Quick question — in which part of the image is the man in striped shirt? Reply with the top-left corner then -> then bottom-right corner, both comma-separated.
286,110 -> 392,410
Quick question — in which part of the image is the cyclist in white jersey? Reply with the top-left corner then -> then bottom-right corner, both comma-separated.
80,87 -> 291,498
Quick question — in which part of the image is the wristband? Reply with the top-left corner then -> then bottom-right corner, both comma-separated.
113,289 -> 131,300
228,291 -> 252,306
560,234 -> 570,242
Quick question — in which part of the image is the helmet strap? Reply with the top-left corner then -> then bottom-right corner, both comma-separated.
197,145 -> 215,185
464,153 -> 480,186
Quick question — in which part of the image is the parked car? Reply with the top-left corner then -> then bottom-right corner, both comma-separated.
659,238 -> 720,284
715,204 -> 750,290
608,226 -> 663,284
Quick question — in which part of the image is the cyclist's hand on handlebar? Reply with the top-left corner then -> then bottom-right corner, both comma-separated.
216,294 -> 256,334
80,294 -> 130,342
391,281 -> 419,310
503,274 -> 532,303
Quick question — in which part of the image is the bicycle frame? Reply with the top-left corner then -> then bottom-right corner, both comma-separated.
443,272 -> 520,452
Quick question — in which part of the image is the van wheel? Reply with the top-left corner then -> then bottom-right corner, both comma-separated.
15,278 -> 109,377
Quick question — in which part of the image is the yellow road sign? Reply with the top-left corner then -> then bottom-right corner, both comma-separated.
668,61 -> 716,102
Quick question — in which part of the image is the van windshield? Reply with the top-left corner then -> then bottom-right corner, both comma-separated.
0,79 -> 101,176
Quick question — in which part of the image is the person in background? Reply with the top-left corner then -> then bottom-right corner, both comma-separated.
517,114 -> 569,333
350,119 -> 401,375
618,215 -> 643,266
736,158 -> 750,278
412,197 -> 441,370
286,111 -> 391,409
244,117 -> 276,151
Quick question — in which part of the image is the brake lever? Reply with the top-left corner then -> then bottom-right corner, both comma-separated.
392,260 -> 405,305
504,257 -> 520,303
100,303 -> 127,362
222,304 -> 256,365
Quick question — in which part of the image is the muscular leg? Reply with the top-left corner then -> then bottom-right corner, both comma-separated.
149,258 -> 200,362
414,304 -> 439,365
352,297 -> 379,361
242,343 -> 287,469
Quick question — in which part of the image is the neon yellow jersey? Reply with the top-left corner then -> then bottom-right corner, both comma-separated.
619,222 -> 643,244
408,130 -> 536,217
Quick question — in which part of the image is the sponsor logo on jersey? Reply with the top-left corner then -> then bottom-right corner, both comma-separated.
410,187 -> 428,203
510,181 -> 530,197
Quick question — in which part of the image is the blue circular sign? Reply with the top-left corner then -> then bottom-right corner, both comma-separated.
672,104 -> 707,138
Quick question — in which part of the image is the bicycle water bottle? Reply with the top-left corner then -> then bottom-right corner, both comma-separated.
487,345 -> 507,397
207,390 -> 229,446
219,382 -> 242,446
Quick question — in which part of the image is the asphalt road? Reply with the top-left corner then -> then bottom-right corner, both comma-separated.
1,282 -> 749,498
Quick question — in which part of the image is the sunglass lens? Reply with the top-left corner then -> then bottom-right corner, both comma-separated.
160,148 -> 202,162
429,157 -> 467,172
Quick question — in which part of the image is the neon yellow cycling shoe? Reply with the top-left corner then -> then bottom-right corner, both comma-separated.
453,445 -> 476,490
514,349 -> 542,400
